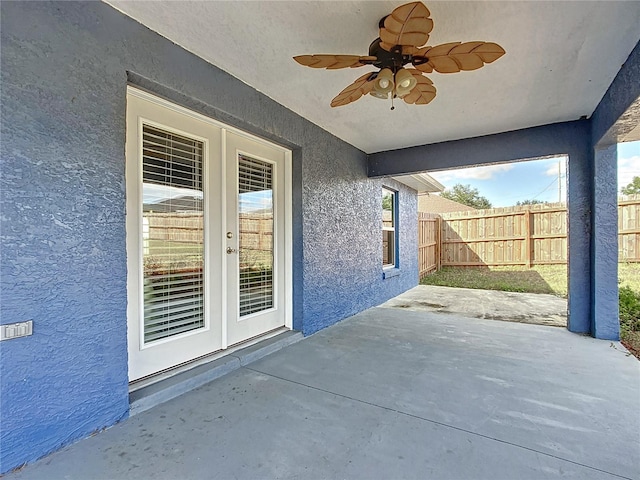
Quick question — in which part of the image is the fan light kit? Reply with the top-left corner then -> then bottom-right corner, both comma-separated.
294,1 -> 505,109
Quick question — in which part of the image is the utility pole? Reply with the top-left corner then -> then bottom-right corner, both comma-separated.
558,159 -> 562,203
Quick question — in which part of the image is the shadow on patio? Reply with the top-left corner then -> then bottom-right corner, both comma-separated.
383,285 -> 567,327
8,298 -> 639,480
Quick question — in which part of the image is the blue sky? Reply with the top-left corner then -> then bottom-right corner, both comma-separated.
429,141 -> 640,208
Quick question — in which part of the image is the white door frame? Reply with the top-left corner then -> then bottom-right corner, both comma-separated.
125,87 -> 292,382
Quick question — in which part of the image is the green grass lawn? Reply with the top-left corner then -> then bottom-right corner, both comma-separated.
420,265 -> 569,296
421,263 -> 640,359
420,263 -> 640,298
619,263 -> 640,292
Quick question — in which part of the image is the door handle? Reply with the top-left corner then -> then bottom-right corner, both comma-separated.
226,247 -> 237,254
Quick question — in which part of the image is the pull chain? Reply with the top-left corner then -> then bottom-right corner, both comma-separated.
390,95 -> 395,111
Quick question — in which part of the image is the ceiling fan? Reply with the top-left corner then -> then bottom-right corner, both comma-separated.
293,1 -> 505,109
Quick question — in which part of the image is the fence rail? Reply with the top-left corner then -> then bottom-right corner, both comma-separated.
145,212 -> 274,251
419,196 -> 640,279
619,195 -> 640,261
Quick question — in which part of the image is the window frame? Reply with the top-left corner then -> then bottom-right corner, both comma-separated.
382,186 -> 399,270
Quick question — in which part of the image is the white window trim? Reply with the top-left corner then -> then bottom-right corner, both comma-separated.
382,187 -> 398,270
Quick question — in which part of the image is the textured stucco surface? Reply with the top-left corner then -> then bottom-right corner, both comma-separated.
564,131 -> 593,335
368,121 -> 593,334
0,2 -> 417,473
587,39 -> 639,340
367,121 -> 589,177
0,3 -> 131,473
591,146 -> 620,340
302,146 -> 418,334
591,40 -> 640,146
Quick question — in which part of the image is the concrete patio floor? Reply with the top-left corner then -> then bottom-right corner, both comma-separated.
383,285 -> 568,327
8,299 -> 639,479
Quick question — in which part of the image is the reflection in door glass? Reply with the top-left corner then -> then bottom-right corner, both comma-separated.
382,188 -> 396,266
141,125 -> 205,343
238,155 -> 274,316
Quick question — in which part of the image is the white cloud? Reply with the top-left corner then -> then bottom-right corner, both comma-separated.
544,160 -> 567,178
430,163 -> 514,182
619,155 -> 640,190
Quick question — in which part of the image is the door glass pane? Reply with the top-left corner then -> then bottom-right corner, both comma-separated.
238,154 -> 273,316
142,125 -> 204,343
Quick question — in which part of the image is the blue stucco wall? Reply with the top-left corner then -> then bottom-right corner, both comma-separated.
591,40 -> 640,147
1,3 -> 131,472
564,134 -> 593,335
591,146 -> 620,340
368,121 -> 590,177
0,2 -> 417,473
368,121 -> 593,334
302,155 -> 418,334
587,40 -> 640,340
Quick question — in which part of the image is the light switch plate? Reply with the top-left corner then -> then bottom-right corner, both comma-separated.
0,321 -> 33,341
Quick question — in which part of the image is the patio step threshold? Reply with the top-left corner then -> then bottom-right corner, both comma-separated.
129,330 -> 303,416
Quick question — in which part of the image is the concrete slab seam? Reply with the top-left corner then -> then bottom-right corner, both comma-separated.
244,366 -> 635,480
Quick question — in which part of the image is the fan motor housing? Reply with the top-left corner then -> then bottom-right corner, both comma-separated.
368,38 -> 428,73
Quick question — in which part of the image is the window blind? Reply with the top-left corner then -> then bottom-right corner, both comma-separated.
142,125 -> 205,343
238,155 -> 274,316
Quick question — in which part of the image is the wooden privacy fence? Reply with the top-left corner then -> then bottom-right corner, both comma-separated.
441,203 -> 567,268
145,212 -> 274,253
418,212 -> 440,275
419,196 -> 640,279
619,195 -> 640,261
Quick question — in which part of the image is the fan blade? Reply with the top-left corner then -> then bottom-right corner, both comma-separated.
402,70 -> 436,105
330,72 -> 375,107
411,46 -> 433,72
379,2 -> 433,51
293,55 -> 376,69
412,42 -> 506,73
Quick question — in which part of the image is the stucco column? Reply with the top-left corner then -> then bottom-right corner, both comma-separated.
566,149 -> 592,334
591,145 -> 620,339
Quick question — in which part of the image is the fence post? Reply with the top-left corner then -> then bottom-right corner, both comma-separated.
524,209 -> 532,268
437,215 -> 442,271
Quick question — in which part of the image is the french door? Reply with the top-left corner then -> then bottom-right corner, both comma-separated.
126,88 -> 290,382
225,133 -> 287,346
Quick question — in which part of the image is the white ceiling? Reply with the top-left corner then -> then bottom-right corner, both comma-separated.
107,1 -> 640,154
